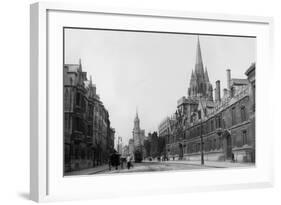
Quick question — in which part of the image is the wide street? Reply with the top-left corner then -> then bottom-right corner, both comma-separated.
92,161 -> 212,175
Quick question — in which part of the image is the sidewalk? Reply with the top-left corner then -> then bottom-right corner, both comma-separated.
161,160 -> 255,168
65,165 -> 109,176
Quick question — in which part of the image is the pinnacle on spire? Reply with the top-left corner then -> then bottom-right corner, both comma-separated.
78,58 -> 82,71
204,67 -> 210,82
89,75 -> 93,86
135,107 -> 139,120
189,70 -> 195,86
195,36 -> 204,76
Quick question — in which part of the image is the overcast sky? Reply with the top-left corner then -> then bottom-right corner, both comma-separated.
64,28 -> 256,145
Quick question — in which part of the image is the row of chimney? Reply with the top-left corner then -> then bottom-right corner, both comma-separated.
215,69 -> 231,103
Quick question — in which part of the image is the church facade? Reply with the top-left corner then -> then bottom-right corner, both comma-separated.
165,37 -> 255,163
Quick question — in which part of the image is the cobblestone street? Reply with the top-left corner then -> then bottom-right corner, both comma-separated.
65,160 -> 254,176
98,161 -> 209,174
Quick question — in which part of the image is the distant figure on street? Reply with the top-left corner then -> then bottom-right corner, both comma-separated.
114,153 -> 120,170
127,156 -> 131,169
120,157 -> 126,169
231,153 -> 235,162
109,153 -> 115,171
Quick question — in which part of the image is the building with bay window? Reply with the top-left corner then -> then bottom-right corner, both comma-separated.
63,59 -> 115,173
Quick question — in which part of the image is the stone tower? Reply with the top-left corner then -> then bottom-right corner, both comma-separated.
134,110 -> 140,131
132,109 -> 145,149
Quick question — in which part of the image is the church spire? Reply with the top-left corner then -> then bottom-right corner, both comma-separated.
135,107 -> 139,122
195,36 -> 204,76
204,67 -> 210,82
134,108 -> 140,130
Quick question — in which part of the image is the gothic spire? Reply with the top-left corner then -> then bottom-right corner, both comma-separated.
195,36 -> 204,76
191,70 -> 195,79
135,107 -> 139,121
204,67 -> 210,82
78,58 -> 82,70
189,70 -> 195,86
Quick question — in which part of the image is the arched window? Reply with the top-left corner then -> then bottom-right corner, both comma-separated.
214,138 -> 217,150
211,120 -> 214,131
240,106 -> 247,122
64,89 -> 69,109
231,107 -> 236,125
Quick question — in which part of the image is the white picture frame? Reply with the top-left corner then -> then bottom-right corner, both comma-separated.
30,2 -> 274,202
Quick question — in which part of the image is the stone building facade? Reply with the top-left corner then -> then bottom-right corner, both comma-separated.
64,60 -> 115,172
165,38 -> 255,163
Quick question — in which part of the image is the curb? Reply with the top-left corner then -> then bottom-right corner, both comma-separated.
162,162 -> 224,168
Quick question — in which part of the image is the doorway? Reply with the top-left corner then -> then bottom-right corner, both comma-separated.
225,134 -> 232,160
178,143 -> 183,160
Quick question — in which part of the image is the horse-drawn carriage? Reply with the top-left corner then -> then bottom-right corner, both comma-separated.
109,152 -> 121,170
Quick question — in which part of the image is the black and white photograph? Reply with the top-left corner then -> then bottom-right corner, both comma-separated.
63,28 -> 256,176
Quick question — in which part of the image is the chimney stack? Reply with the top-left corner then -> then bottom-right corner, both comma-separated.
223,88 -> 228,98
215,80 -> 221,102
227,69 -> 231,90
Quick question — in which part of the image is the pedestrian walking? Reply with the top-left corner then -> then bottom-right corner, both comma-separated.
130,156 -> 134,168
114,153 -> 120,170
120,157 -> 125,169
127,155 -> 131,169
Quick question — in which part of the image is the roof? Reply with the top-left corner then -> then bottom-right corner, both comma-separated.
231,78 -> 248,86
65,64 -> 80,72
245,62 -> 256,76
199,98 -> 214,109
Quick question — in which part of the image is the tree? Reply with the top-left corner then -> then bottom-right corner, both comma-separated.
151,132 -> 159,158
157,137 -> 166,156
144,139 -> 151,158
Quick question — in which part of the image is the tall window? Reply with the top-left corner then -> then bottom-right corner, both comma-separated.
76,93 -> 81,106
231,107 -> 236,125
218,137 -> 222,149
64,115 -> 68,129
214,139 -> 217,150
75,145 -> 79,159
211,120 -> 214,131
242,130 -> 248,145
64,146 -> 70,163
64,89 -> 69,109
218,115 -> 221,128
240,106 -> 247,122
253,84 -> 256,112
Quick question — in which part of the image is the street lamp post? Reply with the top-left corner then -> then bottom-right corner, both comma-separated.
199,111 -> 204,165
117,136 -> 120,154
